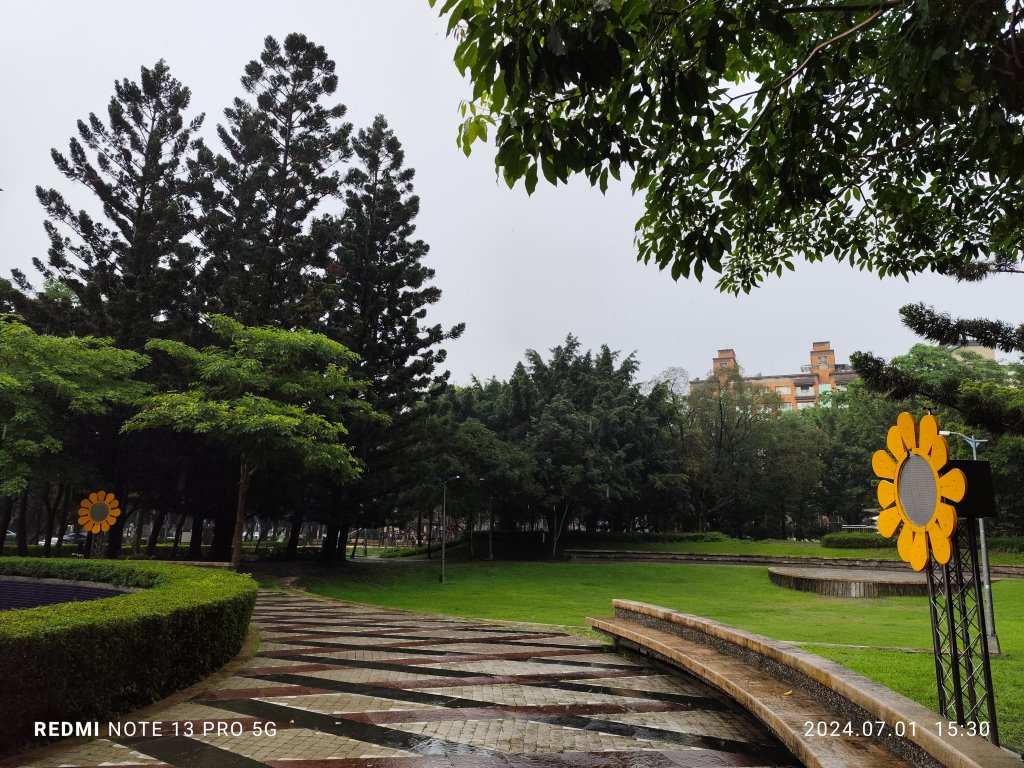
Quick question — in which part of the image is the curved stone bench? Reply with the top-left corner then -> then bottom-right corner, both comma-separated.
588,600 -> 1019,768
768,566 -> 930,598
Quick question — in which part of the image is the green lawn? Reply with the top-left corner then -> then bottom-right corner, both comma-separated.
569,537 -> 1024,565
301,560 -> 1023,751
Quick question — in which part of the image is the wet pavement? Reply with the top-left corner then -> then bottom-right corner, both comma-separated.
15,592 -> 800,767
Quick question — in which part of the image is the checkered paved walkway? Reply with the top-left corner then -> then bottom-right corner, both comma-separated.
17,592 -> 799,767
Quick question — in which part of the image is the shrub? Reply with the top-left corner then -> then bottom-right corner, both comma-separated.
0,558 -> 257,755
565,531 -> 730,545
987,535 -> 1024,553
821,532 -> 895,549
378,543 -> 442,558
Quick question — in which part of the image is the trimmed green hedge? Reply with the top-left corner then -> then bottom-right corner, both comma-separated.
987,535 -> 1024,553
821,532 -> 895,549
566,531 -> 730,544
0,558 -> 257,755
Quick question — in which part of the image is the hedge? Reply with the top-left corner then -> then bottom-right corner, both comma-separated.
0,558 -> 257,756
565,531 -> 730,544
821,532 -> 895,549
986,535 -> 1024,553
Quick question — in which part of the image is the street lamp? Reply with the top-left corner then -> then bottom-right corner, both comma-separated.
440,475 -> 460,583
940,430 -> 1000,654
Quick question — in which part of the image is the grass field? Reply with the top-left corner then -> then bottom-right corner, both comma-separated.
567,537 -> 1024,565
301,560 -> 1023,751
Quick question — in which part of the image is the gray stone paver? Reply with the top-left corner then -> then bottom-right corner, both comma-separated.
12,591 -> 798,768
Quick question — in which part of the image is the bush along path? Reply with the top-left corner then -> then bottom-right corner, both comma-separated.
17,591 -> 799,767
0,558 -> 257,757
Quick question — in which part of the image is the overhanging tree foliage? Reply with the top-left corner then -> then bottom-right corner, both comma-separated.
431,0 -> 1024,292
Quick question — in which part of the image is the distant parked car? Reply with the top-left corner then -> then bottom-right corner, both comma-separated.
38,532 -> 87,546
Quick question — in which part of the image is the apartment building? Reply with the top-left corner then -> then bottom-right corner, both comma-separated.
695,341 -> 858,411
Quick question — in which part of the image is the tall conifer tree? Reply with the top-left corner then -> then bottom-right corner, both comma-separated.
28,61 -> 203,348
192,34 -> 352,328
318,116 -> 464,553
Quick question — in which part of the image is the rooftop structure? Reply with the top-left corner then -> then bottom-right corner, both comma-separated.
694,341 -> 858,411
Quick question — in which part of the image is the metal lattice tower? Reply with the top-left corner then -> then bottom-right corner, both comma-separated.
925,518 -> 999,745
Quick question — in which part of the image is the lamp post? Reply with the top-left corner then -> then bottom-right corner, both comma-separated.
440,475 -> 459,583
940,430 -> 1000,654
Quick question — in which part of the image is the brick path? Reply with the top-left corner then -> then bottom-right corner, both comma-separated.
18,592 -> 799,767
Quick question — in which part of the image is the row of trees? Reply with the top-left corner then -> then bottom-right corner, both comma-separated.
1,34 -> 462,565
420,340 -> 1024,552
5,298 -> 1024,565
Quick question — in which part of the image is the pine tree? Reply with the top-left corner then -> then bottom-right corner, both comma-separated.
853,303 -> 1024,435
27,60 -> 204,349
317,116 -> 464,552
192,33 -> 352,329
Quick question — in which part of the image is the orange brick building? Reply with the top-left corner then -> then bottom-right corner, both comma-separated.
695,341 -> 858,411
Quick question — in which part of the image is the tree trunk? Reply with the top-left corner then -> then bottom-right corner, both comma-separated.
231,455 -> 253,570
131,509 -> 146,555
320,525 -> 340,563
16,489 -> 29,556
551,499 -> 570,559
187,508 -> 205,560
468,504 -> 474,560
210,505 -> 234,562
146,508 -> 167,555
416,511 -> 422,547
0,497 -> 12,556
171,513 -> 185,558
426,507 -> 433,558
105,514 -> 125,557
338,519 -> 350,565
286,512 -> 303,559
488,498 -> 494,561
350,529 -> 360,559
41,483 -> 56,558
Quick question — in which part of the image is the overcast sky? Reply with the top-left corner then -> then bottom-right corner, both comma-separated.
1,1 -> 1020,386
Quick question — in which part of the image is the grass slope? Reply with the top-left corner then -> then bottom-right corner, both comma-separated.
302,560 -> 1022,751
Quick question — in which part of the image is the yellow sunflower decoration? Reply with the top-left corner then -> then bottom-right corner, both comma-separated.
78,491 -> 121,534
872,413 -> 966,571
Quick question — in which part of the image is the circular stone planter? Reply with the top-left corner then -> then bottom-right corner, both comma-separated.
768,566 -> 930,597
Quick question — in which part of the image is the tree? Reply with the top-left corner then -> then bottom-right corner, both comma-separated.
809,380 -> 907,527
685,368 -> 780,535
315,115 -> 464,548
0,317 -> 148,555
854,306 -> 1024,435
431,0 -> 1024,292
26,60 -> 203,347
192,33 -> 352,329
123,315 -> 374,568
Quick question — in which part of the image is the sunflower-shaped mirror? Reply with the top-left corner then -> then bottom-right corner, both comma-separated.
78,491 -> 121,534
872,413 -> 966,571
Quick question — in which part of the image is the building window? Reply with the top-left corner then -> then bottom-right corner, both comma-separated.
819,383 -> 832,394
776,386 -> 790,395
817,355 -> 829,366
797,401 -> 815,410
